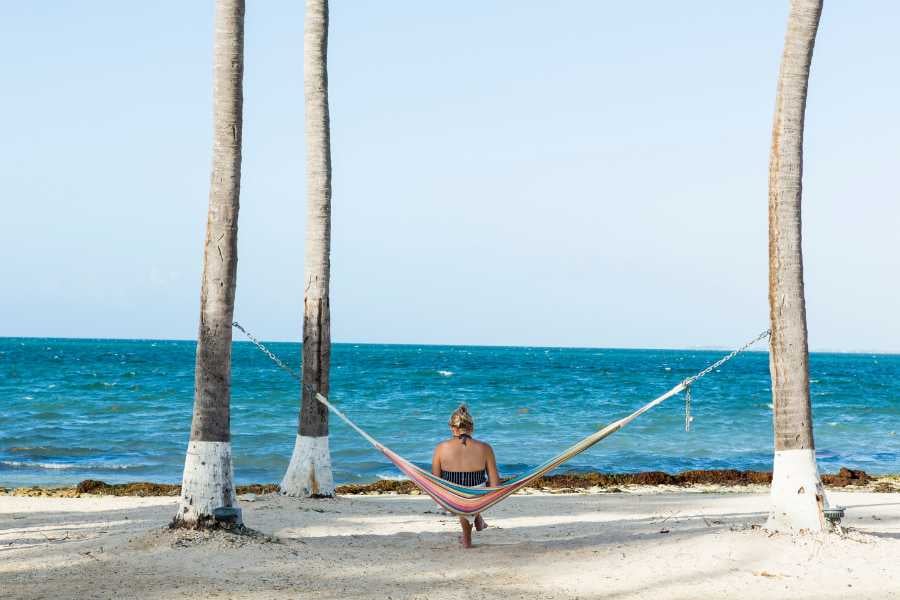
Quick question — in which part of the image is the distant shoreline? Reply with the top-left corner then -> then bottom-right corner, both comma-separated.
4,468 -> 897,497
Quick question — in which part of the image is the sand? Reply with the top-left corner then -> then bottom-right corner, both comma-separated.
1,487 -> 898,600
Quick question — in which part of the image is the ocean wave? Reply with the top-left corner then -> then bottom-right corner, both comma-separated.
0,460 -> 140,471
78,381 -> 118,390
376,473 -> 409,481
6,446 -> 106,459
437,370 -> 454,377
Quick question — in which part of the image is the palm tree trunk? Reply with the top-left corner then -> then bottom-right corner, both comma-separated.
766,0 -> 828,534
173,0 -> 245,527
281,0 -> 335,497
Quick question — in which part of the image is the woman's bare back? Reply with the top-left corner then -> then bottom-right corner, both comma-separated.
432,436 -> 501,487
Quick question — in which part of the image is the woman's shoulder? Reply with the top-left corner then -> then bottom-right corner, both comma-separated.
435,438 -> 455,450
470,438 -> 493,452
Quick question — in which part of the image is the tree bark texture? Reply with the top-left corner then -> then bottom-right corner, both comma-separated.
174,0 -> 244,526
766,0 -> 827,534
768,0 -> 821,453
299,0 -> 332,439
280,0 -> 334,498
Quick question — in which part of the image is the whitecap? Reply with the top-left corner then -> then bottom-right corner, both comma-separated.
437,370 -> 454,377
23,395 -> 34,400
0,460 -> 137,470
376,473 -> 409,481
664,367 -> 671,371
1,460 -> 74,469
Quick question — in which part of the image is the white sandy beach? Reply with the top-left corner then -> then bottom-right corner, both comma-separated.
1,487 -> 898,600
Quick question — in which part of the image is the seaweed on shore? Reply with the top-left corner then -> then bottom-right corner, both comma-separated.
0,480 -> 280,498
76,480 -> 180,496
532,467 -> 872,489
335,480 -> 420,495
820,467 -> 872,487
0,468 -> 884,498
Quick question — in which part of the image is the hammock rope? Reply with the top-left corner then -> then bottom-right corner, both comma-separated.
233,322 -> 770,517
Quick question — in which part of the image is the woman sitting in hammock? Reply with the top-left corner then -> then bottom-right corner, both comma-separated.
431,404 -> 501,548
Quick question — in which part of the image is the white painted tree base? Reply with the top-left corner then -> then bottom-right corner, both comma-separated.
173,441 -> 238,526
280,435 -> 334,497
766,448 -> 829,534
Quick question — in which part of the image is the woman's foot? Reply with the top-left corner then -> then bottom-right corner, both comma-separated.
459,518 -> 473,548
474,514 -> 487,531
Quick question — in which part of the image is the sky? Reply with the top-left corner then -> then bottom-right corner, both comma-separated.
1,2 -> 898,352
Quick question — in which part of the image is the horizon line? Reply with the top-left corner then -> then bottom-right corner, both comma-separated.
2,334 -> 897,357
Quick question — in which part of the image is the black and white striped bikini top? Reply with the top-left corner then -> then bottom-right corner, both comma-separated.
440,468 -> 488,486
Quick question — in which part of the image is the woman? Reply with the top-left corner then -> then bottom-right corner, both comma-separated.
431,404 -> 501,548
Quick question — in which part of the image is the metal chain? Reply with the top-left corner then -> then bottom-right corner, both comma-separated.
678,329 -> 770,433
681,329 -> 770,388
684,384 -> 692,432
232,321 -> 302,380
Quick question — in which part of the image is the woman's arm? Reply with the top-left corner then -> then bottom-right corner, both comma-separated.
485,444 -> 501,487
431,444 -> 442,477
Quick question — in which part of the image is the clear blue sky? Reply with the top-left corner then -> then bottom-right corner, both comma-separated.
2,2 -> 898,351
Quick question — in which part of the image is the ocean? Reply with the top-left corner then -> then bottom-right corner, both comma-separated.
1,337 -> 897,488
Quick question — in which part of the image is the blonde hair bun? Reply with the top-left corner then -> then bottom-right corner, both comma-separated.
449,404 -> 474,432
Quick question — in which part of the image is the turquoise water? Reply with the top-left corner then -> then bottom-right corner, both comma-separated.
1,337 -> 897,487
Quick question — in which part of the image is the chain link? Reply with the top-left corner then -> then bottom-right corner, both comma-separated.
232,321 -> 302,380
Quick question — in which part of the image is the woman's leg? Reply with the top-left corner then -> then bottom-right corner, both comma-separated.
474,513 -> 487,531
458,517 -> 473,548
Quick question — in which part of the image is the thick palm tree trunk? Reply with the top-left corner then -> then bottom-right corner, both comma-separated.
766,0 -> 828,534
173,0 -> 245,527
281,0 -> 335,497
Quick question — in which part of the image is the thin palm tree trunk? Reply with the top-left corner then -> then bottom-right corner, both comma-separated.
766,0 -> 828,534
173,0 -> 245,527
281,0 -> 335,497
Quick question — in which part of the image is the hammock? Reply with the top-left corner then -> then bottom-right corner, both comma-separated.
234,322 -> 769,517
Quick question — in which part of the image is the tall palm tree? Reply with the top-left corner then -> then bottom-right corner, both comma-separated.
281,0 -> 335,497
766,0 -> 828,534
172,0 -> 245,527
